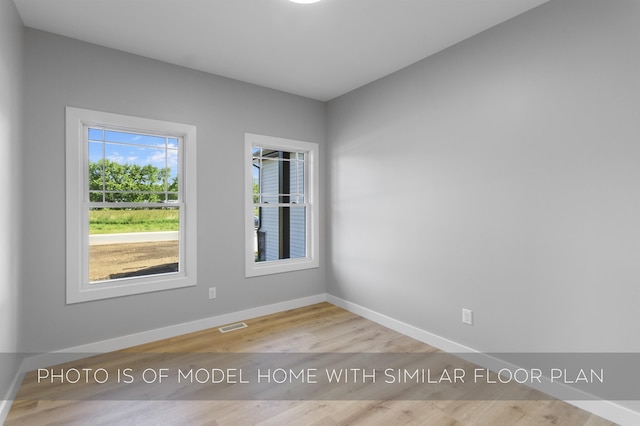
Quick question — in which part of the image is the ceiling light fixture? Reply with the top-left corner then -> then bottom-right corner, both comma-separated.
289,0 -> 322,4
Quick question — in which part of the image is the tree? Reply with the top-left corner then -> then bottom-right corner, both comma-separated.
89,159 -> 177,202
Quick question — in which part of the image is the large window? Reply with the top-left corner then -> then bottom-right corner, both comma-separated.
66,107 -> 197,303
245,133 -> 319,277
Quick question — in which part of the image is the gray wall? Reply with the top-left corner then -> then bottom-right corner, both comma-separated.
0,0 -> 24,401
15,0 -> 640,366
327,0 -> 640,353
22,29 -> 326,352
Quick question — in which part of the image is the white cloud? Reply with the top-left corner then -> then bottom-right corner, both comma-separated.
107,152 -> 124,163
146,149 -> 178,169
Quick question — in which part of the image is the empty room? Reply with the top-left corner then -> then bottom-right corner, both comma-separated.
1,0 -> 639,424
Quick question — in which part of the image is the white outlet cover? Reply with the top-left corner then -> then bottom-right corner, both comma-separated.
462,308 -> 473,325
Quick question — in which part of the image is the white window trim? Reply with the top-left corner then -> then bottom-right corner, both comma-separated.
66,107 -> 197,304
245,133 -> 319,277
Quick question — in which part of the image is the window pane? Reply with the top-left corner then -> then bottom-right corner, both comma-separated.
89,191 -> 104,203
88,128 -> 104,141
89,207 -> 180,282
260,194 -> 280,204
88,159 -> 104,193
291,159 -> 305,196
88,133 -> 179,202
104,130 -> 166,147
88,137 -> 179,202
89,141 -> 103,163
291,195 -> 305,204
103,143 -> 169,191
255,206 -> 306,262
255,148 -> 305,199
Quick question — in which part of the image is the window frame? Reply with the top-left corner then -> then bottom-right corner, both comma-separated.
66,107 -> 197,304
245,133 -> 319,277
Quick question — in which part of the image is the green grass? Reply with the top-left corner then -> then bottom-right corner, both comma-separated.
90,208 -> 179,234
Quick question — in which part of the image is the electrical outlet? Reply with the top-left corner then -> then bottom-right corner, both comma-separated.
462,308 -> 473,325
209,287 -> 216,299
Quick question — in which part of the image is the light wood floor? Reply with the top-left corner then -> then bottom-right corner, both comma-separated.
6,303 -> 617,425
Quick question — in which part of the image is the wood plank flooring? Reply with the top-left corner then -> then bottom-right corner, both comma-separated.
6,303 -> 617,425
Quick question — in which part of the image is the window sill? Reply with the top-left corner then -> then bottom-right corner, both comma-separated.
67,273 -> 197,304
245,257 -> 319,278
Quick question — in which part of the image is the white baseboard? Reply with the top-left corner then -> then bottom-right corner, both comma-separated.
22,293 -> 327,372
327,294 -> 640,426
11,293 -> 640,425
4,294 -> 326,422
0,399 -> 12,424
327,294 -> 477,354
0,366 -> 25,425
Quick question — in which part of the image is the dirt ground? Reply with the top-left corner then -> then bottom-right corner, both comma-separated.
89,241 -> 179,282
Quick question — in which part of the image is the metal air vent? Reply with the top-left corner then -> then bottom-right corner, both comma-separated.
218,322 -> 248,333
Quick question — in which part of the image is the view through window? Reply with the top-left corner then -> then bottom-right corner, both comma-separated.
87,128 -> 181,282
245,133 -> 318,277
252,147 -> 307,263
66,107 -> 197,303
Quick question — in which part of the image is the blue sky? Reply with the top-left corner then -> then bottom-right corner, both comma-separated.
88,128 -> 179,181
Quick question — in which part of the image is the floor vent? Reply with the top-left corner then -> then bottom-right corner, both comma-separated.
219,322 -> 248,333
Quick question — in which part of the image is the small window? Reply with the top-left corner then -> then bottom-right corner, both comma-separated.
66,107 -> 197,303
245,133 -> 319,277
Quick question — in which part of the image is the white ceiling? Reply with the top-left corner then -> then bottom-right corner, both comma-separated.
13,0 -> 550,101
